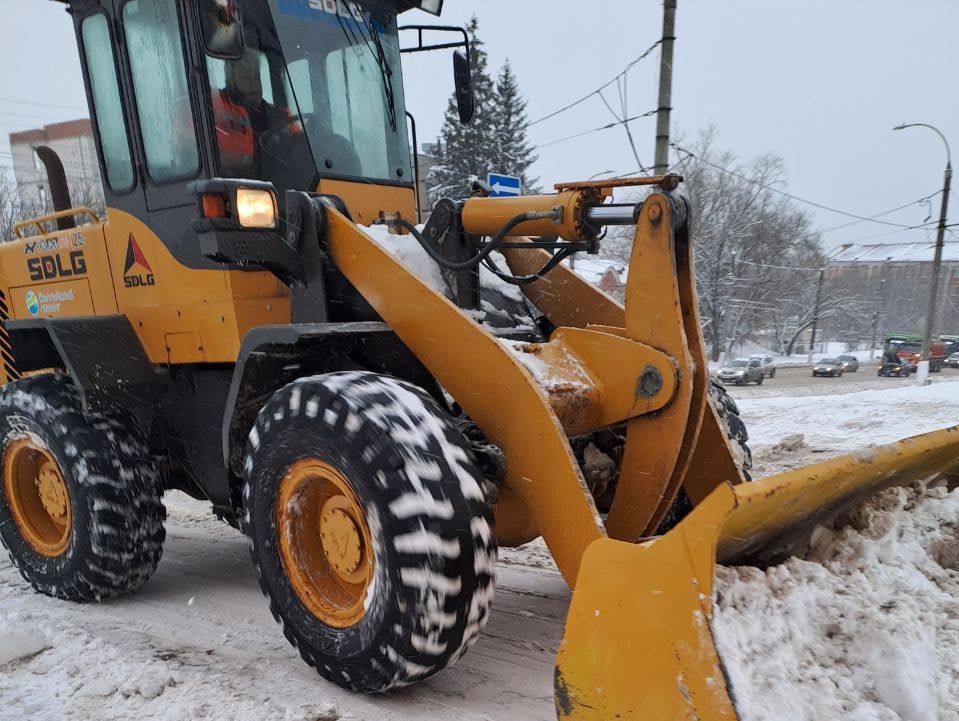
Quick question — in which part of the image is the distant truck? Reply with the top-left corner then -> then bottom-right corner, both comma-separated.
884,333 -> 946,372
939,335 -> 959,358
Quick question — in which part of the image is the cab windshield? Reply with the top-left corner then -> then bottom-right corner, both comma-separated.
206,0 -> 411,192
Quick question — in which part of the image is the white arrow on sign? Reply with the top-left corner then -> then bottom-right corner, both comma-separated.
490,182 -> 520,195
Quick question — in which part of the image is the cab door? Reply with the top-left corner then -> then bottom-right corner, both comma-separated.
116,0 -> 209,214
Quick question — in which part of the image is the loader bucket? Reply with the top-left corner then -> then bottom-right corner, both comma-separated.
555,425 -> 959,720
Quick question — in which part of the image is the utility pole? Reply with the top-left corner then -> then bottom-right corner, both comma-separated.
807,268 -> 826,365
893,123 -> 952,385
653,0 -> 676,175
869,257 -> 892,360
919,161 -> 951,379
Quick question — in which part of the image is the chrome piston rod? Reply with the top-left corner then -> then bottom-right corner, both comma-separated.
584,203 -> 641,226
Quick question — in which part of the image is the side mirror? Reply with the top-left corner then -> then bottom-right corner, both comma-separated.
453,50 -> 474,125
199,0 -> 244,60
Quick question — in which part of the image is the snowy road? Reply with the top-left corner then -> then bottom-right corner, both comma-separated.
1,494 -> 566,721
2,376 -> 959,720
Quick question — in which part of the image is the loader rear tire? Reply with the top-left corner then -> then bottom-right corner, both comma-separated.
0,374 -> 165,602
243,371 -> 496,693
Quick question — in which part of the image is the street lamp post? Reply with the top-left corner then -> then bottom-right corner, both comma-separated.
893,123 -> 952,385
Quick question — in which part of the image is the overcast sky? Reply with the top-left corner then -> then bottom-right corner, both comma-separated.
2,0 -> 956,252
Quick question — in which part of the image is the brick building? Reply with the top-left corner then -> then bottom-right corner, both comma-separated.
823,241 -> 959,341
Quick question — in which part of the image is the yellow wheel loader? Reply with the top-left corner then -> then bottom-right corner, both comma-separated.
1,1 -> 957,718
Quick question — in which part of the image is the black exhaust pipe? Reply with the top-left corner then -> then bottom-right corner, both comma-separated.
34,145 -> 75,231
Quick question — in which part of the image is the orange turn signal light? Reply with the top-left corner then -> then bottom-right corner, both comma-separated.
202,193 -> 227,219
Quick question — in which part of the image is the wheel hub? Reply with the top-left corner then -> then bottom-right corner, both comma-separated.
37,460 -> 68,519
3,437 -> 72,556
275,459 -> 374,628
319,501 -> 364,580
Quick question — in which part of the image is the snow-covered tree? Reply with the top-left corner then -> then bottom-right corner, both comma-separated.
427,17 -> 499,203
492,60 -> 538,193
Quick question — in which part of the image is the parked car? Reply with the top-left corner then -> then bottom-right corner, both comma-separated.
878,360 -> 911,377
812,358 -> 844,377
749,353 -> 777,378
837,354 -> 860,372
717,358 -> 764,385
946,352 -> 959,369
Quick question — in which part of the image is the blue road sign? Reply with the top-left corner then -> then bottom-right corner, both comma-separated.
487,173 -> 522,197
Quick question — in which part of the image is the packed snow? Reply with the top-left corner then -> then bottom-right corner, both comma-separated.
714,480 -> 959,721
1,375 -> 959,719
359,223 -> 528,306
713,375 -> 959,721
741,376 -> 959,475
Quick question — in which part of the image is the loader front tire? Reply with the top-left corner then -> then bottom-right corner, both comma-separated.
657,378 -> 753,533
243,371 -> 496,693
0,374 -> 165,602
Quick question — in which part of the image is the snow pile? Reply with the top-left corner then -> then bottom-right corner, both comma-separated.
360,223 -> 449,296
714,481 -> 959,721
0,614 -> 49,667
741,377 -> 959,464
360,224 -> 532,325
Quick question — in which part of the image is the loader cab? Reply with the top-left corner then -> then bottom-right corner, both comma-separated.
198,0 -> 415,196
70,0 -> 419,270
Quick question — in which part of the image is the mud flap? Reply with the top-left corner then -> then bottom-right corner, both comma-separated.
555,425 -> 959,720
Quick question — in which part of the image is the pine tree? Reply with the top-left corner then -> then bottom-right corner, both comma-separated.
427,16 -> 498,203
492,60 -> 538,193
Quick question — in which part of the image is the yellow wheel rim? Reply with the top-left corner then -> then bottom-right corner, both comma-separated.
275,458 -> 374,628
2,436 -> 72,557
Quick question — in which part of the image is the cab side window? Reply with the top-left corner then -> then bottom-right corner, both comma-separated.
122,0 -> 199,182
81,14 -> 135,192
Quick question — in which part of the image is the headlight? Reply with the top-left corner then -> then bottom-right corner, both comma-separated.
191,179 -> 279,231
236,188 -> 277,228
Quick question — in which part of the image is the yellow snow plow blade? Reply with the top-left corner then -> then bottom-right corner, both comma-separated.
556,425 -> 959,720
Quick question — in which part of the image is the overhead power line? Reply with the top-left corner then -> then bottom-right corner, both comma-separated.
817,190 -> 942,234
0,97 -> 86,112
671,143 -> 938,230
536,109 -> 657,149
0,152 -> 102,180
528,38 -> 662,127
841,220 -> 941,245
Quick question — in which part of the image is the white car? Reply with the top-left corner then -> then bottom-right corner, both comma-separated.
749,354 -> 777,378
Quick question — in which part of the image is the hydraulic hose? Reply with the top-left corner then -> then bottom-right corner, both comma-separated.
386,210 -> 559,271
